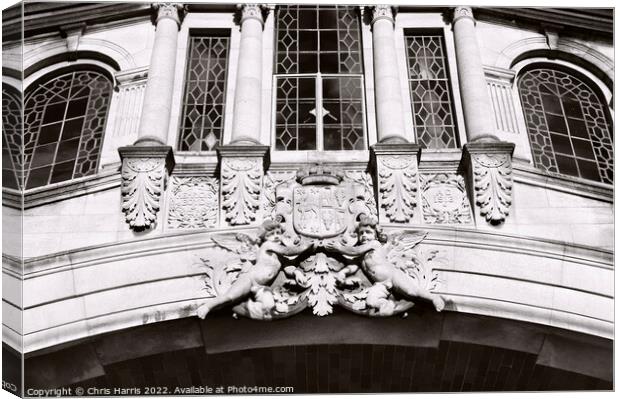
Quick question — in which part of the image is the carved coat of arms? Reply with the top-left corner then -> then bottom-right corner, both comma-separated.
197,165 -> 446,320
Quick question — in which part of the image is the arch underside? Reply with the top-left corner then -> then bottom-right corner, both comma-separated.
22,309 -> 612,392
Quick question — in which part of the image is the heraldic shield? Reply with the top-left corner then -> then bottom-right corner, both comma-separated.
196,165 -> 445,320
292,185 -> 348,238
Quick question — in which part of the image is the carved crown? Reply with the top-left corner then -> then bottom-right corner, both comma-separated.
296,164 -> 344,186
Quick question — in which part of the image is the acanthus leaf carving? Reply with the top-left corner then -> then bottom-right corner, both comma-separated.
472,153 -> 513,225
121,157 -> 166,230
221,158 -> 263,226
376,155 -> 418,223
299,253 -> 340,316
370,5 -> 396,24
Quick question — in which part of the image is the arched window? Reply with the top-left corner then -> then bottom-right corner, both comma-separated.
2,85 -> 22,189
23,69 -> 113,189
518,66 -> 613,184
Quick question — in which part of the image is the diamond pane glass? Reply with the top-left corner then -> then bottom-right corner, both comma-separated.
275,77 -> 316,151
275,5 -> 362,74
2,86 -> 22,189
518,67 -> 613,184
178,35 -> 229,152
405,34 -> 458,149
322,77 -> 365,150
23,70 -> 112,189
274,5 -> 365,151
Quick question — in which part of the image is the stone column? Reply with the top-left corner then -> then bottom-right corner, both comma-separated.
452,6 -> 495,141
370,5 -> 407,144
137,2 -> 184,144
119,3 -> 184,231
368,6 -> 420,224
230,4 -> 265,144
218,4 -> 269,227
452,7 -> 515,225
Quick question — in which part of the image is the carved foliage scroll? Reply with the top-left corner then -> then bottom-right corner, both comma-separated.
262,171 -> 296,219
376,155 -> 418,223
121,158 -> 166,230
472,153 -> 513,225
221,158 -> 263,225
343,170 -> 378,218
167,176 -> 218,229
420,173 -> 472,224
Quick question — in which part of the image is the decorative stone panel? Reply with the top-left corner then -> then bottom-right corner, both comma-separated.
485,70 -> 520,136
167,176 -> 218,229
420,173 -> 473,224
111,68 -> 148,138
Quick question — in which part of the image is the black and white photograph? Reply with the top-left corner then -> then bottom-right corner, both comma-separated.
0,0 -> 614,396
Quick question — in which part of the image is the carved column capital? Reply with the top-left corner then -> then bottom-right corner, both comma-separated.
371,143 -> 422,224
118,145 -> 175,231
370,5 -> 397,25
237,3 -> 267,27
453,6 -> 475,25
152,3 -> 186,28
460,141 -> 515,225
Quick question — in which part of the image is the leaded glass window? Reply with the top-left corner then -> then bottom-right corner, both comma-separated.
518,67 -> 613,184
274,5 -> 365,151
23,70 -> 112,189
405,33 -> 458,149
178,35 -> 229,152
2,86 -> 22,189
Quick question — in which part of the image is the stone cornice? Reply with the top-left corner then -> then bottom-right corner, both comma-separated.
512,161 -> 613,204
2,170 -> 121,210
2,2 -> 152,41
476,7 -> 613,35
15,222 -> 612,278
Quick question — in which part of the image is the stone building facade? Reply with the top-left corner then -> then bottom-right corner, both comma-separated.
1,2 -> 613,394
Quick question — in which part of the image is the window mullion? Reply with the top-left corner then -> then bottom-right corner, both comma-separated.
316,73 -> 324,150
53,73 -> 74,185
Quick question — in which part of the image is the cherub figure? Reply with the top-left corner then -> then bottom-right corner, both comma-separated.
197,218 -> 311,318
325,215 -> 445,313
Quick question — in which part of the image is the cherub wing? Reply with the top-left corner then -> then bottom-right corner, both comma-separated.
385,230 -> 427,272
386,230 -> 440,290
211,233 -> 259,263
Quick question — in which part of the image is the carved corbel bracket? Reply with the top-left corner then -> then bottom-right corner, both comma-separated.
59,22 -> 86,60
370,143 -> 421,224
217,145 -> 270,226
118,145 -> 175,231
460,141 -> 515,225
541,24 -> 563,51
